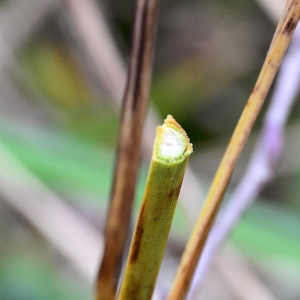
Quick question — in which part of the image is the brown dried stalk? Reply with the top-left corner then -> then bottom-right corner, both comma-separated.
167,1 -> 300,299
95,0 -> 159,299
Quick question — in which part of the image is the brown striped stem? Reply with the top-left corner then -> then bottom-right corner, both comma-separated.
167,1 -> 300,299
95,0 -> 159,299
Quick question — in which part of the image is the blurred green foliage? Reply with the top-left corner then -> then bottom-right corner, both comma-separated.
1,0 -> 300,299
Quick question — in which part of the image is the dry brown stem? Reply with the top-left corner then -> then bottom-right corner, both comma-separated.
167,1 -> 300,299
95,0 -> 159,299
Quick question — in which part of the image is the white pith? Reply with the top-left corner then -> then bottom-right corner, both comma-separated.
158,128 -> 185,159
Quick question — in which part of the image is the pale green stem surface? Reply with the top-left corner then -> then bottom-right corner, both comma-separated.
117,115 -> 192,300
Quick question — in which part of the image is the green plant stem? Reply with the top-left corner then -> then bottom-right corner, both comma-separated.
117,115 -> 192,300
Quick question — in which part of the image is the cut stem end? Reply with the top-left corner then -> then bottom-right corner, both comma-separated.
154,115 -> 193,164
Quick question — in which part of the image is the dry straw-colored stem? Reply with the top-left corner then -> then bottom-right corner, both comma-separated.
167,1 -> 300,299
117,115 -> 192,300
95,0 -> 159,299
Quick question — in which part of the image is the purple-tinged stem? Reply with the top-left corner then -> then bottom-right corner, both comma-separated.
188,24 -> 300,299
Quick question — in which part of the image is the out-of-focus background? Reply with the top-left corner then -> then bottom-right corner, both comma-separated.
0,0 -> 299,299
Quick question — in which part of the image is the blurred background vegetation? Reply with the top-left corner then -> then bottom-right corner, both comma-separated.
0,0 -> 299,299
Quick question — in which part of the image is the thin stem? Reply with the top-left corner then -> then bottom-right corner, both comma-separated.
95,1 -> 159,299
167,1 -> 300,299
63,0 -> 206,226
117,115 -> 192,300
187,24 -> 300,298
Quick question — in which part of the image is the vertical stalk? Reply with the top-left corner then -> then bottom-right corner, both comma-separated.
167,1 -> 300,299
117,115 -> 192,300
95,0 -> 159,299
